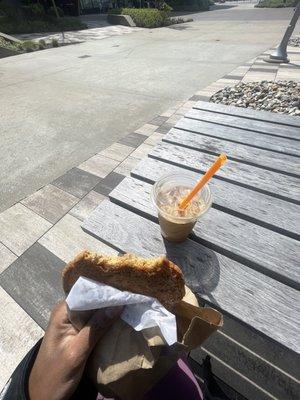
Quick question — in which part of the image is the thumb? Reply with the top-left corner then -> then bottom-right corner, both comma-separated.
76,306 -> 123,354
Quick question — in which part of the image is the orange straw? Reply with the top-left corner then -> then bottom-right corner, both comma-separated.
179,153 -> 227,210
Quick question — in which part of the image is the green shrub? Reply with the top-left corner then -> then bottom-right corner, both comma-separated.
51,38 -> 59,47
162,2 -> 173,12
0,36 -> 22,52
15,3 -> 45,22
22,40 -> 38,52
167,0 -> 210,11
31,21 -> 47,32
0,3 -> 23,19
0,16 -> 86,34
155,1 -> 172,11
28,3 -> 45,19
256,0 -> 298,7
47,6 -> 64,18
56,17 -> 86,31
0,21 -> 33,34
38,38 -> 47,49
109,8 -> 170,28
109,8 -> 123,13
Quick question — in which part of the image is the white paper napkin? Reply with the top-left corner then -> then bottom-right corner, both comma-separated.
66,277 -> 177,345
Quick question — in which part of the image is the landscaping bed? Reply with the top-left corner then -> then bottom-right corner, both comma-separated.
0,2 -> 86,34
108,5 -> 197,28
255,0 -> 298,8
289,36 -> 300,47
210,81 -> 300,116
0,35 -> 65,56
109,7 -> 171,28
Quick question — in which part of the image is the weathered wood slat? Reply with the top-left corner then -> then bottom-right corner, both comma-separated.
83,199 -> 300,354
164,128 -> 299,177
131,157 -> 300,239
188,357 -> 249,400
149,143 -> 300,203
198,330 -> 300,400
194,100 -> 300,128
186,108 -> 300,140
191,348 -> 278,400
175,118 -> 300,157
110,176 -> 300,289
220,312 -> 300,380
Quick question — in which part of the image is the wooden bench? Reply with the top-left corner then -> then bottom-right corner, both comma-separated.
83,101 -> 300,400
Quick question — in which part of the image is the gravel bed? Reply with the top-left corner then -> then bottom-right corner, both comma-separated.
210,81 -> 300,116
288,36 -> 300,47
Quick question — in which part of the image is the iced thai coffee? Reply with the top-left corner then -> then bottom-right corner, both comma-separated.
152,174 -> 212,243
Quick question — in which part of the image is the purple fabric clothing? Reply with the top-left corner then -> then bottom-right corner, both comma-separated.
144,358 -> 203,400
97,358 -> 203,400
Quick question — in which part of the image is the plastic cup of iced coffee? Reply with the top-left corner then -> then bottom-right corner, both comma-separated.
151,174 -> 212,243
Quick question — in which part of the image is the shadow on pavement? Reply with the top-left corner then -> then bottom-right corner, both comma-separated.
210,4 -> 237,10
170,5 -> 236,19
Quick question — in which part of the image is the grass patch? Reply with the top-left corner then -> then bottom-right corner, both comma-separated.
255,0 -> 298,7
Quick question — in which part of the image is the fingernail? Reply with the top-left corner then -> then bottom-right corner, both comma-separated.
105,306 -> 123,319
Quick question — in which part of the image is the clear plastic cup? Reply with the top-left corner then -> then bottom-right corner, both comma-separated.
151,174 -> 212,243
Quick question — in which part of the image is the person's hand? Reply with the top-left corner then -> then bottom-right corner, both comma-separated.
28,301 -> 122,400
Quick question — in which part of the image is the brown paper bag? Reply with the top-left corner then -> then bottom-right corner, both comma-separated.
85,287 -> 223,400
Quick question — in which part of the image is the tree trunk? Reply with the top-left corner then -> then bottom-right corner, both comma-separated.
50,0 -> 60,19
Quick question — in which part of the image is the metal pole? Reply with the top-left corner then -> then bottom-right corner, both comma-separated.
264,2 -> 300,64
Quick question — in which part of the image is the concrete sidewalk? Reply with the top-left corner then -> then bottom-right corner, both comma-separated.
0,5 -> 297,213
15,25 -> 143,44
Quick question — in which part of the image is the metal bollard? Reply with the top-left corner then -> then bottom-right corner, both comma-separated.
264,2 -> 300,64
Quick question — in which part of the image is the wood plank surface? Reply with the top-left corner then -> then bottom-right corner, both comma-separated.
110,176 -> 300,289
132,157 -> 300,239
194,100 -> 300,128
164,128 -> 299,177
83,199 -> 300,354
82,100 -> 300,398
175,118 -> 300,157
191,348 -> 279,400
188,357 -> 250,400
194,330 -> 300,400
186,108 -> 300,140
220,313 -> 300,379
149,143 -> 300,203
